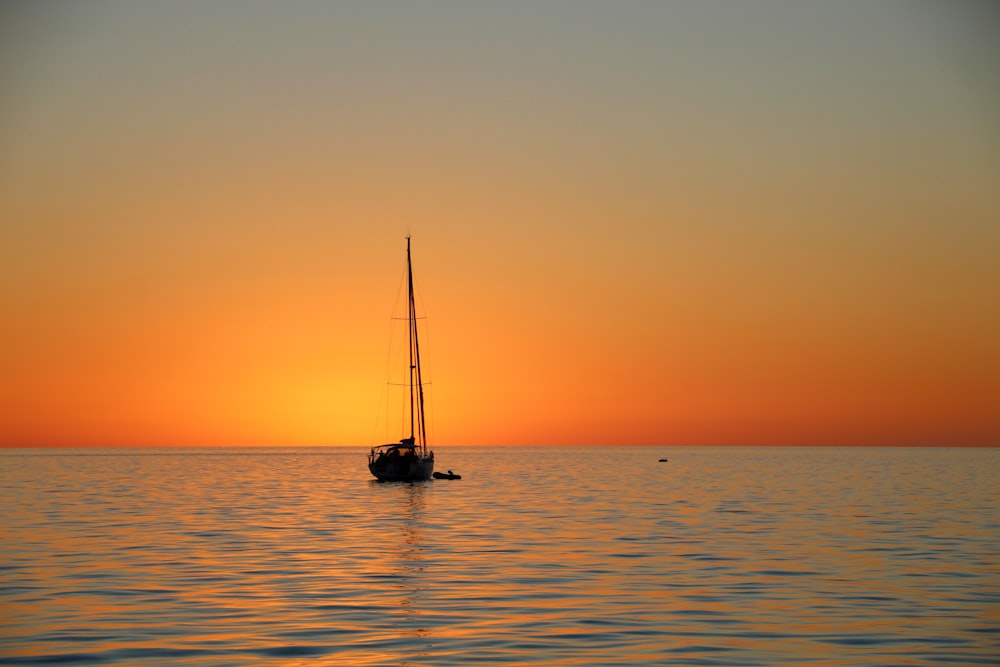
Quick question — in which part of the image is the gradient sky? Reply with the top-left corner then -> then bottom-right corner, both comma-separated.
2,1 -> 998,447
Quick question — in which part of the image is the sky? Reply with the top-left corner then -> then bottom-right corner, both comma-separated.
2,1 -> 998,447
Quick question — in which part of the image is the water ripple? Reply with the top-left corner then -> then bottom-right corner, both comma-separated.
2,446 -> 998,666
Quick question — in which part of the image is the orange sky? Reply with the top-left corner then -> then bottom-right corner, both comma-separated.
2,2 -> 998,446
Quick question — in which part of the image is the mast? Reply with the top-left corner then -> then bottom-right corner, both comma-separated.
406,236 -> 428,455
407,237 -> 415,444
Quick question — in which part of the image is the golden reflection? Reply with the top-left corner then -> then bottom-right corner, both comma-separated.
366,481 -> 433,660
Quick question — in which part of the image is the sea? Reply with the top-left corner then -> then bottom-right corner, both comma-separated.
1,446 -> 997,666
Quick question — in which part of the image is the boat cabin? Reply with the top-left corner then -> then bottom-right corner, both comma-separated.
368,438 -> 434,481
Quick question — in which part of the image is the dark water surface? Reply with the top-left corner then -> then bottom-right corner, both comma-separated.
2,446 -> 997,665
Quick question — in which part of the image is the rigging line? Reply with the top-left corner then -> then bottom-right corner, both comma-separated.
373,258 -> 413,446
424,381 -> 434,453
411,261 -> 433,374
420,311 -> 433,385
372,309 -> 398,446
407,235 -> 429,454
390,266 -> 407,322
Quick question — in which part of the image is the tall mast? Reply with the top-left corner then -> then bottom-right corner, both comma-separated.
406,237 -> 415,443
406,236 -> 428,454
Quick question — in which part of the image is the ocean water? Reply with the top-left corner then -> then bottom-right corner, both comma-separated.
1,446 -> 997,666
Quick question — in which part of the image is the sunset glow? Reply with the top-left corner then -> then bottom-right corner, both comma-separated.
2,2 -> 998,447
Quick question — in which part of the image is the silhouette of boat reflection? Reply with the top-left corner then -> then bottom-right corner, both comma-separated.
371,481 -> 433,656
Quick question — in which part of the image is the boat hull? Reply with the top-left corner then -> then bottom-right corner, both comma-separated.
369,448 -> 434,482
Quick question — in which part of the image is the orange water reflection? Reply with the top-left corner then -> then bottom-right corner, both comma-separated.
2,447 -> 997,665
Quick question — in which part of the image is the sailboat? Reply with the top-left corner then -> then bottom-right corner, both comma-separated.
368,237 -> 435,481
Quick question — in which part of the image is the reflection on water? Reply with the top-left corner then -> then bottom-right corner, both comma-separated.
375,480 -> 432,659
1,446 -> 998,665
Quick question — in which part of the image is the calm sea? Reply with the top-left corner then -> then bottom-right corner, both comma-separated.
1,446 -> 997,666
